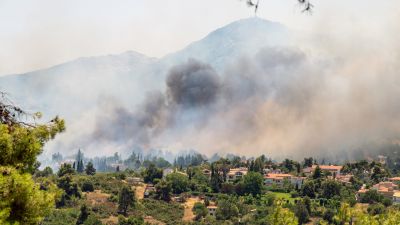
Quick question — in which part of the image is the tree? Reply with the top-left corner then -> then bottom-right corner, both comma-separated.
321,180 -> 342,199
303,157 -> 313,168
333,203 -> 353,225
216,198 -> 239,220
35,166 -> 54,177
166,172 -> 189,194
266,201 -> 298,225
295,201 -> 309,224
155,180 -> 172,201
58,163 -> 76,177
142,163 -> 162,183
82,180 -> 94,192
76,149 -> 84,173
85,162 -> 96,175
192,202 -> 207,220
312,165 -> 322,179
0,94 -> 65,224
210,163 -> 223,192
57,175 -> 81,199
76,204 -> 89,225
0,167 -> 55,224
301,180 -> 316,198
242,171 -> 264,196
367,203 -> 386,216
360,189 -> 384,204
118,186 -> 135,215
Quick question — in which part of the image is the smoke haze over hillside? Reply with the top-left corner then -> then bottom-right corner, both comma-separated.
2,16 -> 400,160
50,40 -> 400,160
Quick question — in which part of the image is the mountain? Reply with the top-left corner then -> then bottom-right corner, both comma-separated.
162,17 -> 289,71
0,17 -> 290,155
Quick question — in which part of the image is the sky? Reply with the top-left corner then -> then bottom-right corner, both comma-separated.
0,0 -> 399,76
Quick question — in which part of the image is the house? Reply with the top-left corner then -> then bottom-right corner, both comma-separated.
263,168 -> 282,175
207,205 -> 218,217
110,163 -> 126,171
126,177 -> 142,185
393,191 -> 400,204
163,168 -> 174,178
264,173 -> 305,189
303,165 -> 343,176
357,182 -> 399,200
388,177 -> 400,184
202,169 -> 211,177
335,174 -> 353,184
226,167 -> 248,182
144,184 -> 156,198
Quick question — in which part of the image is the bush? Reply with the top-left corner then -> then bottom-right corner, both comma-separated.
367,203 -> 386,216
82,181 -> 94,192
141,199 -> 183,224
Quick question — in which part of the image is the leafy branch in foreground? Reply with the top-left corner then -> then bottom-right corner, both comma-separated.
0,92 -> 65,224
245,0 -> 314,15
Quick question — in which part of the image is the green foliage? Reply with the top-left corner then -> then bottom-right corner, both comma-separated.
0,117 -> 65,172
142,163 -> 162,183
57,175 -> 81,199
192,202 -> 207,220
295,200 -> 309,224
141,199 -> 183,224
360,189 -> 384,204
0,166 -> 56,225
83,214 -> 103,225
242,171 -> 264,196
81,180 -> 94,192
155,179 -> 172,201
85,162 -> 96,176
41,208 -> 80,225
266,201 -> 298,225
321,180 -> 342,199
166,172 -> 189,194
367,203 -> 386,216
313,166 -> 322,179
216,197 -> 239,220
118,186 -> 135,215
301,180 -> 316,198
117,215 -> 144,225
76,205 -> 89,225
58,163 -> 76,177
35,166 -> 54,177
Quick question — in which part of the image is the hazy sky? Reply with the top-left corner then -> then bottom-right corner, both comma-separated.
0,0 -> 398,76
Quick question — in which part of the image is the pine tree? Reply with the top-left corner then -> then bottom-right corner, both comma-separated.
76,204 -> 89,225
118,186 -> 135,215
85,162 -> 96,175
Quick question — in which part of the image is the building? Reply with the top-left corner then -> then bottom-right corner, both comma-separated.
226,167 -> 248,182
264,173 -> 305,189
335,174 -> 353,184
303,165 -> 343,177
144,184 -> 156,198
126,177 -> 142,185
207,205 -> 218,217
393,191 -> 400,204
202,169 -> 211,177
357,182 -> 399,200
388,177 -> 400,184
163,168 -> 174,178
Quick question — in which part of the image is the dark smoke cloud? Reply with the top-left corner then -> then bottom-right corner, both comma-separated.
167,59 -> 220,107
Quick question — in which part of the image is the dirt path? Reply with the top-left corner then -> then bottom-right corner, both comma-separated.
182,197 -> 202,222
144,216 -> 166,225
134,182 -> 146,200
